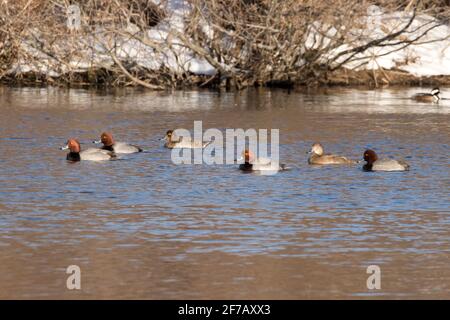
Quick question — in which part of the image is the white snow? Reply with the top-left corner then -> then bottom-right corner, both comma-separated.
332,10 -> 450,76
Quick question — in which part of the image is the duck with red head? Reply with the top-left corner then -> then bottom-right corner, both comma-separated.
238,149 -> 287,172
61,138 -> 116,161
239,149 -> 255,172
93,132 -> 143,154
362,149 -> 409,172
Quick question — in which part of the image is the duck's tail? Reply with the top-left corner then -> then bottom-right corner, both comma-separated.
109,152 -> 117,159
398,160 -> 410,171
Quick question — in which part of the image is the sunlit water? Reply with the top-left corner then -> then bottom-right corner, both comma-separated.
0,86 -> 449,299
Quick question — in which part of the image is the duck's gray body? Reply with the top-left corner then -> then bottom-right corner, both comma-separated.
164,137 -> 211,149
370,159 -> 410,171
80,148 -> 116,161
308,154 -> 355,165
104,142 -> 142,154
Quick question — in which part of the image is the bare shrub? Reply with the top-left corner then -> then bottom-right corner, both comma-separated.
183,0 -> 450,87
0,0 -> 448,88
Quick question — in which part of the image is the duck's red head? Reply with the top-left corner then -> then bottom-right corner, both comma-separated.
67,139 -> 81,153
363,149 -> 378,164
242,149 -> 255,163
100,132 -> 114,146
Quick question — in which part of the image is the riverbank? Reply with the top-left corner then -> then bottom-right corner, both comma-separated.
2,69 -> 450,89
1,1 -> 449,89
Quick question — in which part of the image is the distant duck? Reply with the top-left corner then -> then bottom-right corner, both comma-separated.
238,149 -> 287,172
161,130 -> 211,149
61,139 -> 116,162
93,132 -> 143,154
412,88 -> 440,103
307,143 -> 356,165
362,149 -> 410,172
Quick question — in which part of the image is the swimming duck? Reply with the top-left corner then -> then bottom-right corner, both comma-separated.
93,132 -> 143,154
61,139 -> 116,161
412,88 -> 440,103
238,149 -> 287,172
362,149 -> 410,172
162,130 -> 211,149
307,143 -> 356,165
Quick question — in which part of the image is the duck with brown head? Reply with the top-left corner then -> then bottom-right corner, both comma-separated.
238,149 -> 287,172
61,138 -> 116,161
307,143 -> 356,165
161,129 -> 211,149
161,130 -> 178,149
93,132 -> 143,154
362,149 -> 410,172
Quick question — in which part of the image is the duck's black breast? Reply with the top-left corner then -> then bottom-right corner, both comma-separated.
102,145 -> 114,152
239,163 -> 253,171
164,142 -> 174,149
66,152 -> 81,162
363,163 -> 373,172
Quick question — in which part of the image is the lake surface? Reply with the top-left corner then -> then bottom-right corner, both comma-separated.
0,86 -> 449,299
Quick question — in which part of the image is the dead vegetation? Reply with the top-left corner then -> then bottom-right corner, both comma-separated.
0,0 -> 449,89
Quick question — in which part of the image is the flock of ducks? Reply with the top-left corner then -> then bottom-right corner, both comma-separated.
60,88 -> 445,172
236,143 -> 409,172
60,133 -> 410,172
61,132 -> 142,161
308,143 -> 409,172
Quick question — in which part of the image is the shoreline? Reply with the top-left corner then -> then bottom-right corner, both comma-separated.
1,69 -> 450,90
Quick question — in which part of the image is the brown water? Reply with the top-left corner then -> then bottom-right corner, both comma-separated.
0,86 -> 449,299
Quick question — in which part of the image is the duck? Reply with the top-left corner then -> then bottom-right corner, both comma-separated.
362,149 -> 410,172
161,130 -> 211,149
412,88 -> 440,103
61,139 -> 116,161
238,149 -> 287,172
93,132 -> 143,154
307,143 -> 356,165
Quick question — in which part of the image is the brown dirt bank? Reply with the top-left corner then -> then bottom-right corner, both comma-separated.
1,68 -> 450,89
324,68 -> 450,87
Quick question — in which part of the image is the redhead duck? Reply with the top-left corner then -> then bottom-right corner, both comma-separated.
61,139 -> 116,161
238,149 -> 287,172
362,149 -> 410,172
412,88 -> 440,103
162,130 -> 211,149
93,132 -> 142,154
307,143 -> 356,165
